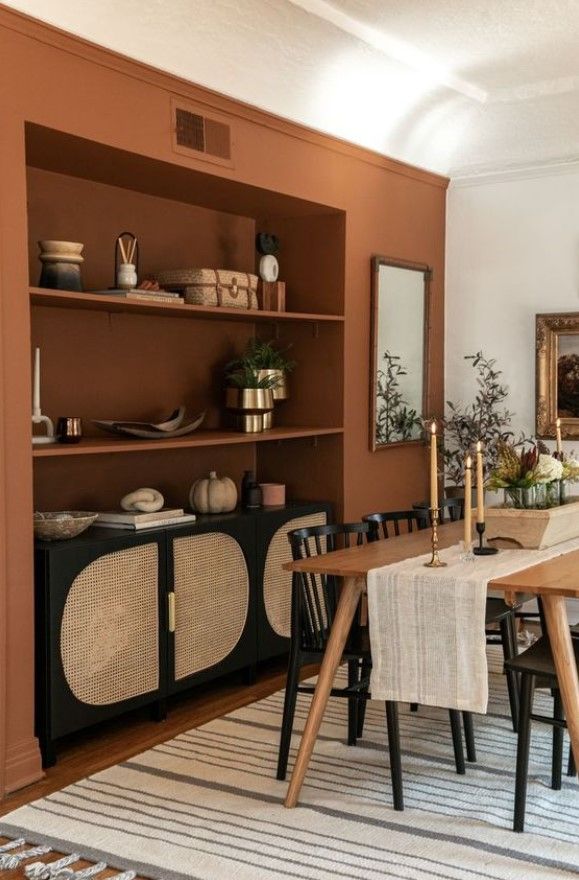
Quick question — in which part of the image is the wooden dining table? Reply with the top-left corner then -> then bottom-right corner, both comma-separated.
282,519 -> 579,808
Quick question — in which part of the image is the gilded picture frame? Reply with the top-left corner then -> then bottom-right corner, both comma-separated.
536,312 -> 579,439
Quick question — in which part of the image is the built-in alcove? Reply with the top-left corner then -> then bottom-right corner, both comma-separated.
25,123 -> 346,513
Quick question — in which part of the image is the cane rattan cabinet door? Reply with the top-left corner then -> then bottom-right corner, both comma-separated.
255,503 -> 331,661
167,518 -> 257,691
35,529 -> 166,761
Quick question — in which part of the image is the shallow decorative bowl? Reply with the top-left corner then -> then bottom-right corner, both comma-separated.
34,511 -> 98,541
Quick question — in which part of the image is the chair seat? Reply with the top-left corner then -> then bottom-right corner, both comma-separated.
345,625 -> 372,658
486,597 -> 518,624
505,635 -> 579,679
301,626 -> 372,661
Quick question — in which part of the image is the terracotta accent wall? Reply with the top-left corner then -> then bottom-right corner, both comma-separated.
0,5 -> 446,796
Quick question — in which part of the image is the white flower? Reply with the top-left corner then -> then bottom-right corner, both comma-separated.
534,453 -> 564,483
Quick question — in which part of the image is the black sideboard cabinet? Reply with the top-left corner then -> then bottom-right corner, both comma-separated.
35,501 -> 331,765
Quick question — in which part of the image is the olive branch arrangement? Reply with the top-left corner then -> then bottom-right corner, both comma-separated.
375,351 -> 422,444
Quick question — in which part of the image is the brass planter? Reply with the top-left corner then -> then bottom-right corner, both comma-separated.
225,387 -> 274,433
256,369 -> 289,402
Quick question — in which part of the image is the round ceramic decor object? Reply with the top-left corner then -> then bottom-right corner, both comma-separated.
259,254 -> 279,282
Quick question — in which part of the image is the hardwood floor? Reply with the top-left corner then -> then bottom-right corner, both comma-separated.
0,657 -> 304,880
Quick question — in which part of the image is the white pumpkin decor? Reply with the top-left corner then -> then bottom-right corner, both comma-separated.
189,471 -> 237,514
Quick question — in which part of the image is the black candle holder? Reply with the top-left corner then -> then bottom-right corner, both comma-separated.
473,521 -> 498,556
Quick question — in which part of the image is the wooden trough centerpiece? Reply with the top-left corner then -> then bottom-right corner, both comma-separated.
486,498 -> 579,550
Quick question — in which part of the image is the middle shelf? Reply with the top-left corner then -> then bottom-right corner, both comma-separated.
32,425 -> 344,458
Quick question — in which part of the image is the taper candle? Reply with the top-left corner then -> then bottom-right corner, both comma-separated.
464,454 -> 472,547
476,440 -> 485,524
556,417 -> 562,456
430,421 -> 438,510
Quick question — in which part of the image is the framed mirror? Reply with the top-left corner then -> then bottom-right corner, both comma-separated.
370,256 -> 431,450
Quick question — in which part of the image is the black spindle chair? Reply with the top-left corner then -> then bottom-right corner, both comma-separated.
276,522 -> 373,781
505,635 -> 578,831
360,508 -> 470,810
413,496 -> 521,740
363,509 -> 429,541
413,497 -> 464,523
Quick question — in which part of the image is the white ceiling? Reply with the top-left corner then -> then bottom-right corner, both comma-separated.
5,0 -> 579,179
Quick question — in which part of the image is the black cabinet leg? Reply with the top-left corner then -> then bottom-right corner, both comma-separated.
514,673 -> 535,832
410,703 -> 419,712
40,738 -> 57,769
243,663 -> 257,686
385,701 -> 404,811
449,710 -> 465,775
552,690 -> 564,790
463,711 -> 477,763
151,698 -> 167,722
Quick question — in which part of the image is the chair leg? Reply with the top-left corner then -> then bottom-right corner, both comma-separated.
568,746 -> 576,777
500,613 -> 520,733
347,659 -> 359,746
385,701 -> 404,811
514,673 -> 535,833
276,643 -> 302,780
357,658 -> 371,738
463,711 -> 477,763
449,710 -> 465,775
552,690 -> 564,791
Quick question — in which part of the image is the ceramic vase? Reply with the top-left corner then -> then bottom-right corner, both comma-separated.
38,240 -> 84,291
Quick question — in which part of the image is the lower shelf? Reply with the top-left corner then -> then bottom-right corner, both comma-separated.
32,425 -> 344,457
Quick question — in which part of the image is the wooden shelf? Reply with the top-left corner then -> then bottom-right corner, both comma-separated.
32,426 -> 344,458
29,288 -> 344,324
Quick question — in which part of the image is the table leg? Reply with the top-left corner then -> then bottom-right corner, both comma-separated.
284,575 -> 366,808
542,594 -> 579,776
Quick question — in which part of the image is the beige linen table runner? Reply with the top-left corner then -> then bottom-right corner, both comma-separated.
367,536 -> 579,714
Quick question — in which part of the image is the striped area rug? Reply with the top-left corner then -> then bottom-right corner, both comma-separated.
1,656 -> 578,880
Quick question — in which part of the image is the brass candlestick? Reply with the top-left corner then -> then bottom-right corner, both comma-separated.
424,507 -> 448,568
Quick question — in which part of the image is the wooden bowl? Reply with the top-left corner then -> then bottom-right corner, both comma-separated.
34,511 -> 97,541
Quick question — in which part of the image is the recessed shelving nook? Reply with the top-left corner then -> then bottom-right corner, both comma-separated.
26,124 -> 345,512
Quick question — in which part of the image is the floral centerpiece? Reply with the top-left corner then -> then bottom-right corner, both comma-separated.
488,439 -> 579,509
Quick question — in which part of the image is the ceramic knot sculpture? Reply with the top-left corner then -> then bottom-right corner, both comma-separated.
120,488 -> 164,513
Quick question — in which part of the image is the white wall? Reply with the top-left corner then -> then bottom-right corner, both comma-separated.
446,168 -> 579,621
446,168 -> 579,447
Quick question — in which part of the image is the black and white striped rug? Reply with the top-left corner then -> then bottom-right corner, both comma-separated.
1,656 -> 578,879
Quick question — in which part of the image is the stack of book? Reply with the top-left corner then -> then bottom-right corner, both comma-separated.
94,508 -> 196,530
89,289 -> 185,304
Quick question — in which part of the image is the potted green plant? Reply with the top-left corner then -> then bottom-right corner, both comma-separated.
442,352 -> 519,497
226,339 -> 296,428
225,366 -> 277,433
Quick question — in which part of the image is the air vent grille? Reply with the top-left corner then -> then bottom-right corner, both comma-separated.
175,107 -> 231,161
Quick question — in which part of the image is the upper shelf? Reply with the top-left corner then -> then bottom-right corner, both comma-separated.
32,425 -> 344,458
29,288 -> 344,324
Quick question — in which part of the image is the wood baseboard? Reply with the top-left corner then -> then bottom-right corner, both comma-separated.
3,737 -> 43,795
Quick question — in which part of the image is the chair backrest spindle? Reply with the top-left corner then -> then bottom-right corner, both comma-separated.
362,509 -> 429,542
288,522 -> 372,651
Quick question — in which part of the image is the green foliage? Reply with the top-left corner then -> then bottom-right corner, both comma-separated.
443,351 -> 521,486
226,366 -> 279,389
226,338 -> 296,375
375,352 -> 422,444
